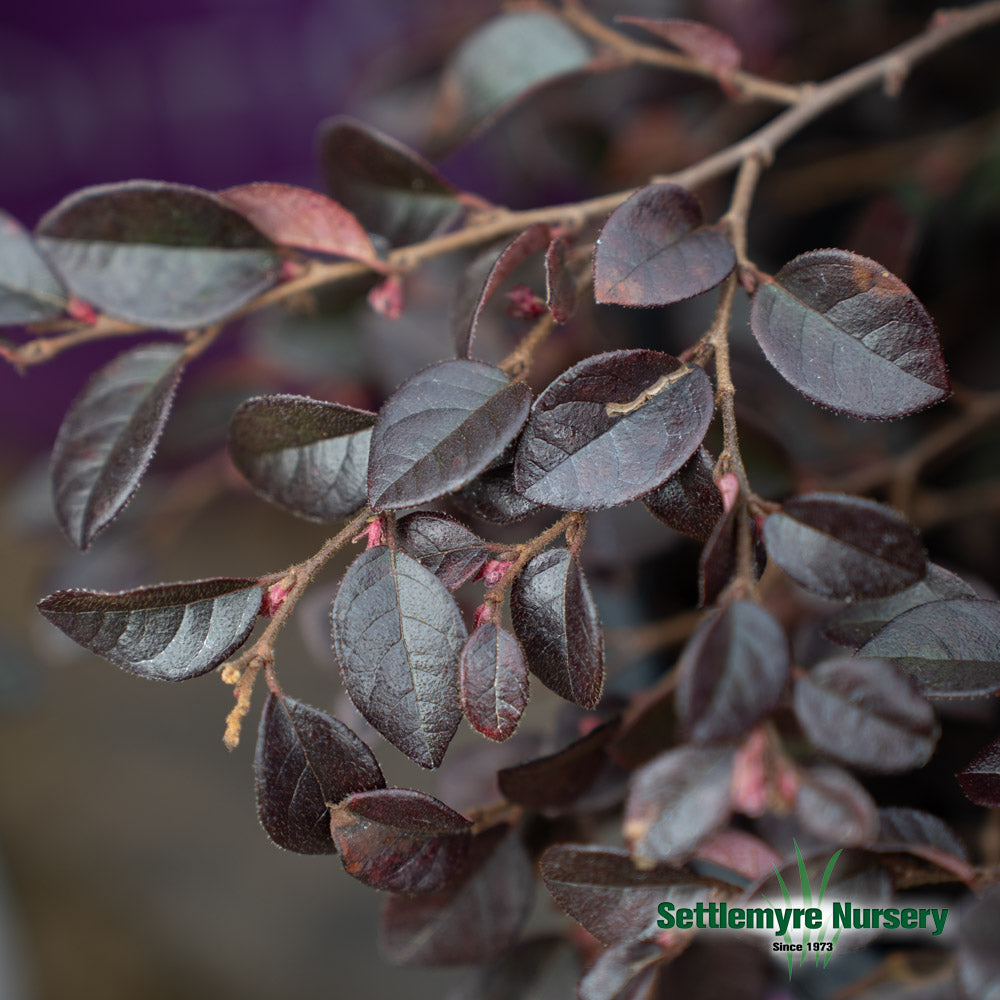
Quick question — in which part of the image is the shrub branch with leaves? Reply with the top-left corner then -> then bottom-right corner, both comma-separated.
7,2 -> 1000,996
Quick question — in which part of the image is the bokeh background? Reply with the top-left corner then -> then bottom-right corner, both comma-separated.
1,1 -> 999,997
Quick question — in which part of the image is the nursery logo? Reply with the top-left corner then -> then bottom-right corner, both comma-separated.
656,843 -> 949,978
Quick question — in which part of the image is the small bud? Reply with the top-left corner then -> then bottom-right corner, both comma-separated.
260,576 -> 294,617
506,283 -> 547,320
66,297 -> 98,325
478,558 -> 514,587
715,471 -> 740,513
731,728 -> 769,817
279,258 -> 307,282
368,274 -> 405,319
472,602 -> 495,629
352,517 -> 386,550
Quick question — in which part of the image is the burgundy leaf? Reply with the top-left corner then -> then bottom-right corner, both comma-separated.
794,658 -> 938,773
318,116 -> 462,247
513,350 -> 714,510
642,447 -> 723,542
430,11 -> 593,151
578,939 -> 663,1000
331,546 -> 467,768
957,736 -> 1000,807
0,208 -> 67,323
824,563 -> 977,648
624,745 -> 734,863
858,599 -> 1000,697
228,394 -> 374,523
795,764 -> 880,845
367,360 -> 532,511
381,824 -> 534,965
454,457 -> 543,525
698,504 -> 766,606
38,578 -> 261,681
329,787 -> 471,892
616,17 -> 742,79
544,237 -> 577,324
958,884 -> 1000,999
593,184 -> 735,306
497,718 -> 620,811
52,344 -> 185,549
459,623 -> 529,741
764,493 -> 925,599
676,601 -> 789,744
874,807 -> 974,885
255,693 -> 385,854
749,249 -> 949,419
510,547 -> 604,709
218,182 -> 380,264
396,512 -> 489,591
695,829 -> 782,883
35,181 -> 279,328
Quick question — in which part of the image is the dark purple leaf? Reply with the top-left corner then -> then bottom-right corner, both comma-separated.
454,457 -> 543,524
698,503 -> 766,606
497,718 -> 620,811
957,884 -> 1000,999
624,745 -> 734,863
749,249 -> 949,419
51,344 -> 185,549
795,764 -> 880,845
459,223 -> 550,358
510,547 -> 604,709
331,546 -> 467,768
578,939 -> 663,1000
217,182 -> 380,264
616,17 -> 742,79
676,600 -> 789,744
593,184 -> 735,306
695,829 -> 782,882
367,360 -> 532,511
228,394 -> 374,523
513,350 -> 714,510
764,493 -> 925,600
319,116 -> 463,247
430,11 -> 593,151
396,512 -> 489,591
824,563 -> 977,648
38,578 -> 261,681
0,209 -> 67,323
381,824 -> 534,965
642,447 -> 723,542
794,657 -> 938,772
544,237 -> 576,324
35,181 -> 279,328
254,693 -> 385,854
874,807 -> 974,885
608,692 -> 677,769
329,787 -> 471,892
957,736 -> 1000,807
858,599 -> 1000,698
459,623 -> 529,741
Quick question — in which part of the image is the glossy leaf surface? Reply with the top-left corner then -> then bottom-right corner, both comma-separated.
319,116 -> 462,246
795,764 -> 880,845
38,578 -> 261,681
749,249 -> 949,419
229,394 -> 374,522
513,350 -> 714,510
0,209 -> 67,323
51,344 -> 186,549
764,493 -> 925,599
858,599 -> 1000,697
957,736 -> 1000,807
368,360 -> 531,511
396,512 -> 488,591
36,181 -> 279,328
381,824 -> 533,965
676,601 -> 789,744
642,447 -> 723,542
459,623 -> 529,742
329,787 -> 471,892
332,546 -> 467,768
510,548 -> 603,709
794,657 -> 938,772
698,504 -> 766,606
594,184 -> 735,306
255,693 -> 385,854
454,458 -> 542,525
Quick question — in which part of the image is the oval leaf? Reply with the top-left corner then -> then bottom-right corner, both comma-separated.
858,599 -> 1000,697
795,764 -> 880,845
513,350 -> 714,510
642,446 -> 723,542
510,547 -> 604,709
698,503 -> 766,607
330,787 -> 471,893
332,546 -> 467,768
37,578 -> 262,681
676,601 -> 789,744
255,693 -> 385,854
594,184 -> 735,306
957,736 -> 1000,807
749,249 -> 949,419
396,512 -> 489,591
764,493 -> 925,599
228,394 -> 374,523
367,359 -> 531,511
454,457 -> 543,525
52,344 -> 186,549
36,181 -> 280,328
795,658 -> 938,773
460,623 -> 529,741
0,209 -> 67,323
